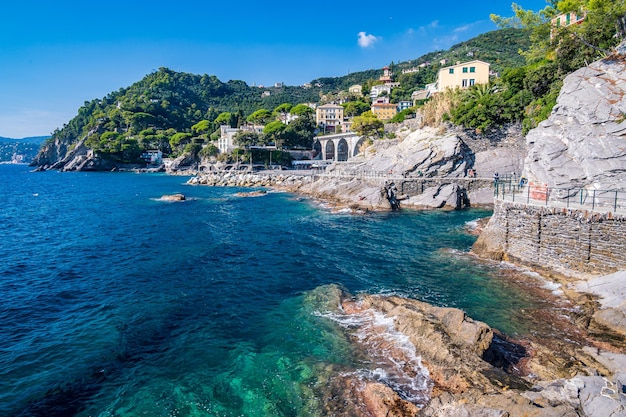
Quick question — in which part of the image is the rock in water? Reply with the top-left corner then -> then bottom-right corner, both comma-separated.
159,194 -> 186,201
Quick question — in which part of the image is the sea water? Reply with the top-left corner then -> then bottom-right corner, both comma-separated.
0,164 -> 540,416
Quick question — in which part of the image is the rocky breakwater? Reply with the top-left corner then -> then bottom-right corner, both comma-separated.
312,285 -> 625,417
187,172 -> 312,189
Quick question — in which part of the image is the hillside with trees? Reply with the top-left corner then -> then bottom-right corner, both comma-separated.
421,0 -> 626,133
34,27 -> 533,168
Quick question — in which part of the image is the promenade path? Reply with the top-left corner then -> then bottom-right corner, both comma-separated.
494,180 -> 626,216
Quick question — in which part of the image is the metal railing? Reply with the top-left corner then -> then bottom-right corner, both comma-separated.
495,179 -> 626,215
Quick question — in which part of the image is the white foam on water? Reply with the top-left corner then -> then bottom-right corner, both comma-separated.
465,219 -> 479,230
317,308 -> 432,405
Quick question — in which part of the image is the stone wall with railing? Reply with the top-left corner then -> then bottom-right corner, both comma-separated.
477,199 -> 626,275
314,170 -> 493,196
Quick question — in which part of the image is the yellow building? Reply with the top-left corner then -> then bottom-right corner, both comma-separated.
348,84 -> 363,96
316,104 -> 345,133
437,60 -> 490,91
371,103 -> 397,121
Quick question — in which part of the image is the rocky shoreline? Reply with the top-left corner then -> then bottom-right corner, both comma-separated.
184,168 -> 626,416
310,277 -> 625,417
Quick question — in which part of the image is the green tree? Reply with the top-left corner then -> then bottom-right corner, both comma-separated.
215,112 -> 232,125
273,103 -> 293,117
246,109 -> 273,125
199,143 -> 219,158
192,120 -> 211,135
352,111 -> 384,138
282,117 -> 316,149
290,104 -> 314,118
342,101 -> 370,117
263,121 -> 287,147
169,132 -> 192,148
233,131 -> 262,148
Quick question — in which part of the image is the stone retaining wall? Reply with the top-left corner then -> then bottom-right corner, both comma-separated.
476,200 -> 626,275
399,178 -> 492,196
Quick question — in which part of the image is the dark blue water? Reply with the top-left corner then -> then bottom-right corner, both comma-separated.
0,164 -> 538,416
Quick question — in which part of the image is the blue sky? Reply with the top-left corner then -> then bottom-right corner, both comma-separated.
0,0 -> 548,138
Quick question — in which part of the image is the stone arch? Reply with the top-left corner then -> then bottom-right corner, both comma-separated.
337,139 -> 349,161
353,137 -> 368,156
313,140 -> 322,159
325,140 -> 335,160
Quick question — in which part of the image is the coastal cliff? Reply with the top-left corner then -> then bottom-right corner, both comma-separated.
523,43 -> 626,190
473,44 -> 626,270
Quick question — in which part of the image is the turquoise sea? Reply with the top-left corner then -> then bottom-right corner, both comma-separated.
1,164 -> 545,416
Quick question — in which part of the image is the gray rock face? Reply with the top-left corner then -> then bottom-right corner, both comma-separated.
354,127 -> 473,179
524,49 -> 626,190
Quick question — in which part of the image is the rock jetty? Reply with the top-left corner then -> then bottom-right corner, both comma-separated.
187,172 -> 312,188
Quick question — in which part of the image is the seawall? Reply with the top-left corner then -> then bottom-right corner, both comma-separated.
473,199 -> 626,276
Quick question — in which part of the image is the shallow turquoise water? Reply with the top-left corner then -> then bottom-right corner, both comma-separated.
0,164 -> 538,416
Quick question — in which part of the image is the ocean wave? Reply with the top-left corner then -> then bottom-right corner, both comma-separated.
316,308 -> 431,405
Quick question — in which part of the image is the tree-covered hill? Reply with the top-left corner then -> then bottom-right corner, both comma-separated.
311,28 -> 530,93
35,27 -> 532,166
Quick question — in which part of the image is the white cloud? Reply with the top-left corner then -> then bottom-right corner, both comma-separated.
357,32 -> 380,48
454,20 -> 483,33
432,34 -> 460,50
417,20 -> 439,33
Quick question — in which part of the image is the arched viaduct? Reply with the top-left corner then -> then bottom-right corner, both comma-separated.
313,133 -> 366,161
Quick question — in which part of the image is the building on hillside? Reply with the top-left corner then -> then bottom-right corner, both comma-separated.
379,66 -> 393,83
551,10 -> 586,38
349,84 -> 363,96
373,96 -> 390,104
412,90 -> 430,102
411,82 -> 438,104
436,60 -> 490,92
370,84 -> 392,99
379,65 -> 400,87
402,67 -> 420,74
371,103 -> 398,121
397,101 -> 413,112
217,124 -> 264,154
316,104 -> 345,134
141,150 -> 163,165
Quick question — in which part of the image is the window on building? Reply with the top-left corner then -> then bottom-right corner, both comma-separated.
462,79 -> 468,87
469,79 -> 475,86
449,68 -> 454,74
462,67 -> 468,73
470,67 -> 475,73
566,13 -> 570,25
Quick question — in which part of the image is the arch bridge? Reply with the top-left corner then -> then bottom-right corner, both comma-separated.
313,133 -> 366,162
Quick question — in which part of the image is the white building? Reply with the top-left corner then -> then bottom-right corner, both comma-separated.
370,84 -> 392,99
217,125 -> 264,154
141,150 -> 163,165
